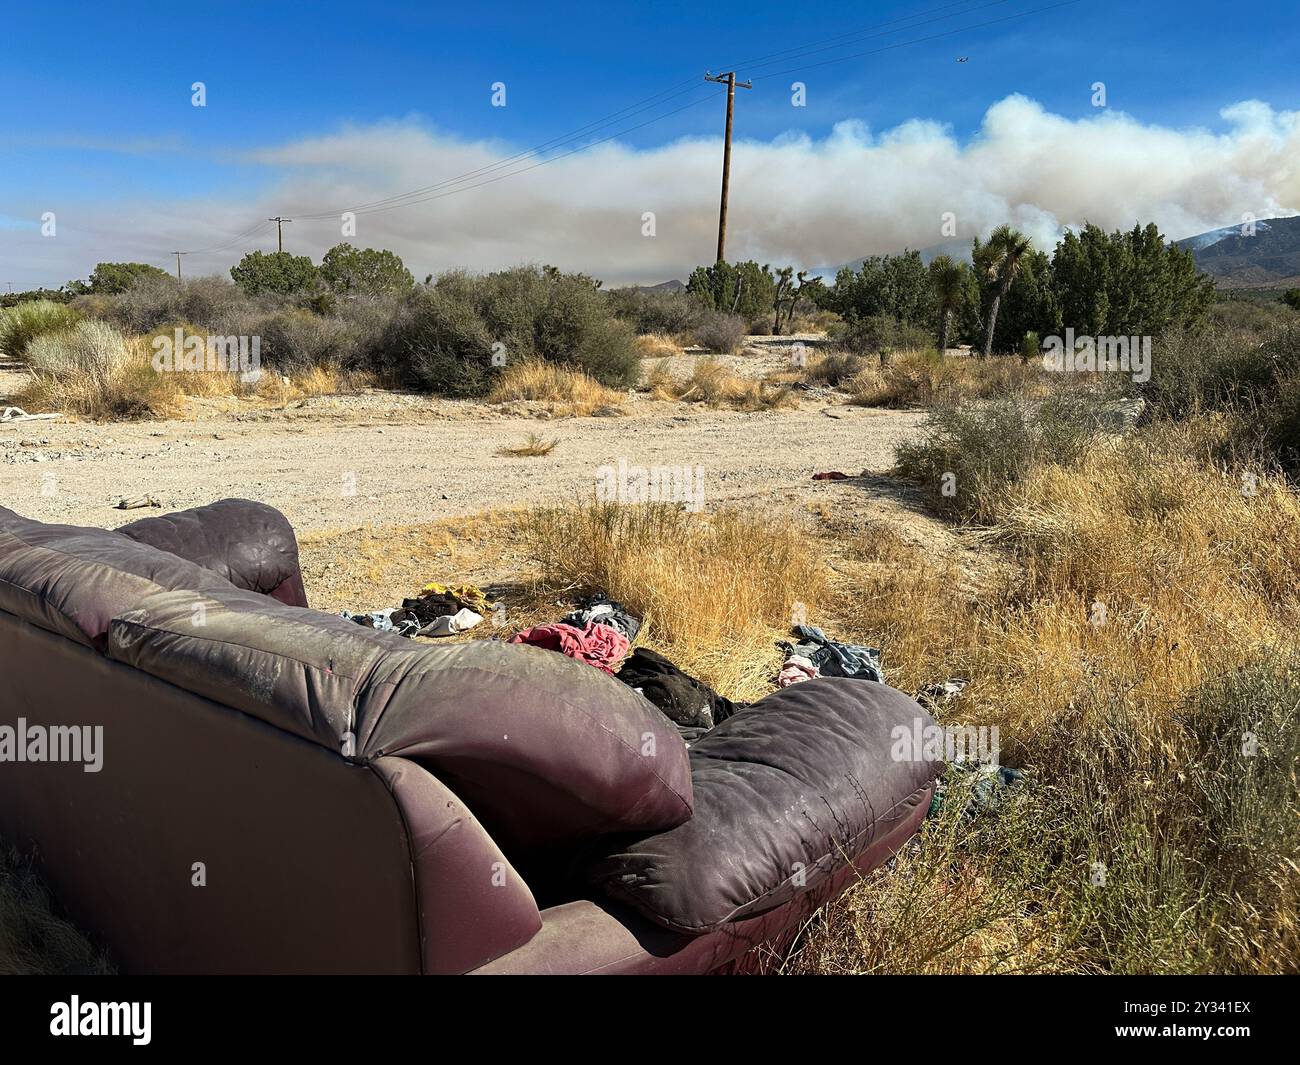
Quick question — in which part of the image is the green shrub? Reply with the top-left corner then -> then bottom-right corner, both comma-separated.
379,286 -> 497,395
693,311 -> 747,355
686,260 -> 776,322
230,250 -> 320,297
606,287 -> 703,334
830,313 -> 933,356
895,392 -> 1105,521
0,300 -> 83,359
374,266 -> 640,395
90,276 -> 250,334
249,308 -> 352,373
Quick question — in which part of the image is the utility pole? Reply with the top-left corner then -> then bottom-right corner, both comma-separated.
704,71 -> 751,263
171,252 -> 186,282
267,216 -> 293,253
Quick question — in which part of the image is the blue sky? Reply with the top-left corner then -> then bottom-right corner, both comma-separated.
2,0 -> 1297,286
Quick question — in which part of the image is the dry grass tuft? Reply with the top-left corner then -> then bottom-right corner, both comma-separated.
488,358 -> 625,416
652,357 -> 797,412
634,332 -> 686,358
846,350 -> 1049,408
525,502 -> 824,699
495,432 -> 558,457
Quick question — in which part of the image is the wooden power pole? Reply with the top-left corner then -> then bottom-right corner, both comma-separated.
171,252 -> 185,282
267,216 -> 293,253
705,71 -> 751,263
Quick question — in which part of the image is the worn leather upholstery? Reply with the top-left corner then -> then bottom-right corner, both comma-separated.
587,679 -> 944,933
0,506 -> 267,648
0,499 -> 938,974
117,498 -> 310,607
105,590 -> 694,850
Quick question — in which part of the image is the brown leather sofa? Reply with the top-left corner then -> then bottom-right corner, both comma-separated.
0,499 -> 940,974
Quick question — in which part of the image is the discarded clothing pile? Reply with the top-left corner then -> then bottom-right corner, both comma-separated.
561,594 -> 641,641
339,581 -> 494,639
509,622 -> 629,674
615,647 -> 746,740
776,623 -> 884,687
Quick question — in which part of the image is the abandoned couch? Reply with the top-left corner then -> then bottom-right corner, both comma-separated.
0,498 -> 941,974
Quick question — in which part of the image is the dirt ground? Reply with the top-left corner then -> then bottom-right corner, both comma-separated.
1,345 -> 993,618
1,385 -> 923,531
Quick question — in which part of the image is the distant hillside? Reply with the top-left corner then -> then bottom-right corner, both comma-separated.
1177,216 -> 1300,289
625,279 -> 685,293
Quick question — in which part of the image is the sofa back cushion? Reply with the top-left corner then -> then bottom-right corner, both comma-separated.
0,507 -> 248,649
106,590 -> 693,852
117,498 -> 309,607
586,679 -> 942,934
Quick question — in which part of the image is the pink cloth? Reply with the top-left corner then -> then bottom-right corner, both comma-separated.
508,621 -> 630,674
777,654 -> 819,688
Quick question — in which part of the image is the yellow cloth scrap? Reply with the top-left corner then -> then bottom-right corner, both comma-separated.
421,582 -> 494,614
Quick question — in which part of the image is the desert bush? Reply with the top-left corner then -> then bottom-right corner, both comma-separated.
0,300 -> 83,358
804,350 -> 864,386
377,285 -> 497,395
249,307 -> 352,373
25,320 -> 129,387
375,266 -> 639,394
606,287 -> 703,335
693,311 -> 747,355
830,313 -> 933,356
847,349 -> 1049,409
1143,322 -> 1300,437
19,323 -> 183,419
895,391 -> 1106,521
91,275 -> 251,335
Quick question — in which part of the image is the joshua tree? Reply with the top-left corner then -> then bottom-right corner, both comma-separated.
928,254 -> 966,358
973,225 -> 1032,358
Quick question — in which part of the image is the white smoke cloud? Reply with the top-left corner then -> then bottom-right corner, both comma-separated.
8,94 -> 1299,288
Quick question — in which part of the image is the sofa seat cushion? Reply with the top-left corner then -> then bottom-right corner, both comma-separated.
106,591 -> 693,852
586,679 -> 943,934
0,506 -> 251,648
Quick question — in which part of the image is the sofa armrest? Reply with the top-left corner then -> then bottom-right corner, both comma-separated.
370,756 -> 543,974
117,498 -> 309,607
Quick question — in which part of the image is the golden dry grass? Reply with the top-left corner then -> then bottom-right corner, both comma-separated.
844,349 -> 1049,408
16,324 -> 367,421
651,357 -> 798,412
524,502 -> 824,699
495,432 -> 558,457
634,332 -> 687,358
488,359 -> 624,416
